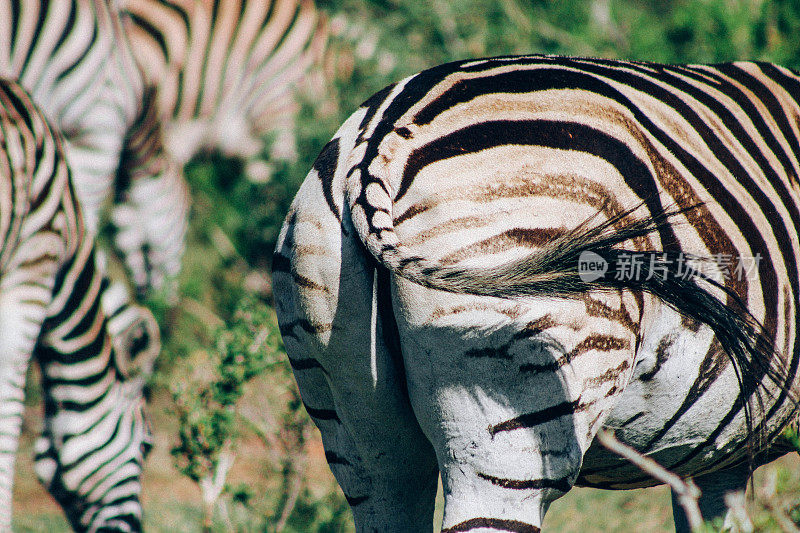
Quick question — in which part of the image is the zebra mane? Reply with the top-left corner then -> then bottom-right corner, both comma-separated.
379,201 -> 794,455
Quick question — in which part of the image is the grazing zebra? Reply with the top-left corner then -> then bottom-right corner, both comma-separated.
273,55 -> 800,532
119,0 -> 327,180
0,79 -> 152,531
0,0 -> 188,297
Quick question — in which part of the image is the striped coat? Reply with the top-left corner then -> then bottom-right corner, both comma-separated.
274,56 -> 800,532
120,0 -> 327,177
0,0 -> 188,298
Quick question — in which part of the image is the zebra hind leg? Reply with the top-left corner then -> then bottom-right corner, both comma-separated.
391,286 -> 640,533
404,325 -> 582,533
671,462 -> 750,533
274,237 -> 440,532
281,305 -> 441,531
288,359 -> 434,531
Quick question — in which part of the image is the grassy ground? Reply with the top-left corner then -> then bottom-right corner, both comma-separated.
13,383 -> 800,532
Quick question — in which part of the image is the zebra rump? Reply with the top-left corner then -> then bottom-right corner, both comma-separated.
353,193 -> 789,448
277,55 -> 800,532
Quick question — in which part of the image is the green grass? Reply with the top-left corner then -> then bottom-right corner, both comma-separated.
12,504 -> 204,533
12,514 -> 69,532
544,485 -> 674,533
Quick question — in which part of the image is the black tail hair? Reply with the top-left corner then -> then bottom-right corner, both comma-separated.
395,201 -> 794,461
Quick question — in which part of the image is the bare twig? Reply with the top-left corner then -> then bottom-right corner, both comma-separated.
499,0 -> 532,32
211,226 -> 240,261
755,470 -> 800,533
531,19 -> 598,56
590,0 -> 627,48
199,440 -> 235,532
237,394 -> 310,531
182,297 -> 224,329
274,454 -> 307,532
429,0 -> 468,56
596,429 -> 703,531
248,326 -> 270,354
236,409 -> 283,464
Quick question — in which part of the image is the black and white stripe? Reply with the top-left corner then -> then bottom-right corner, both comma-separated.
273,56 -> 800,532
119,0 -> 327,178
0,78 -> 152,531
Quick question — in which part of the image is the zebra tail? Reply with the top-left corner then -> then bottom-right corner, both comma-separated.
346,156 -> 793,451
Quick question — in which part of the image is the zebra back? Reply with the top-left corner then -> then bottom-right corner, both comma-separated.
0,76 -> 80,274
1,0 -> 189,298
0,0 -> 142,231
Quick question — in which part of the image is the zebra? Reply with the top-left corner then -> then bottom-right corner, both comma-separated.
0,0 -> 189,298
0,77 -> 153,531
273,55 -> 800,532
118,0 -> 327,181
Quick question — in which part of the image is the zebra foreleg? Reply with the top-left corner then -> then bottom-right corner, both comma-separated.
671,462 -> 750,533
0,261 -> 59,529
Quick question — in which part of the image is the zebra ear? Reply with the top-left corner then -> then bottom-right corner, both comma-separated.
101,281 -> 161,382
101,280 -> 161,381
109,303 -> 160,382
109,303 -> 161,381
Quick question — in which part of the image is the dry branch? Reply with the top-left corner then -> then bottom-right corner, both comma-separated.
596,429 -> 703,531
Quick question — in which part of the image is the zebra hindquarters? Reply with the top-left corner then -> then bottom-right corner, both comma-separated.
392,277 -> 640,533
34,237 -> 152,533
273,179 -> 439,531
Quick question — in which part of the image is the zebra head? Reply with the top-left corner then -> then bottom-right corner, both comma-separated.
33,398 -> 153,533
111,85 -> 189,302
34,356 -> 155,532
34,278 -> 159,533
